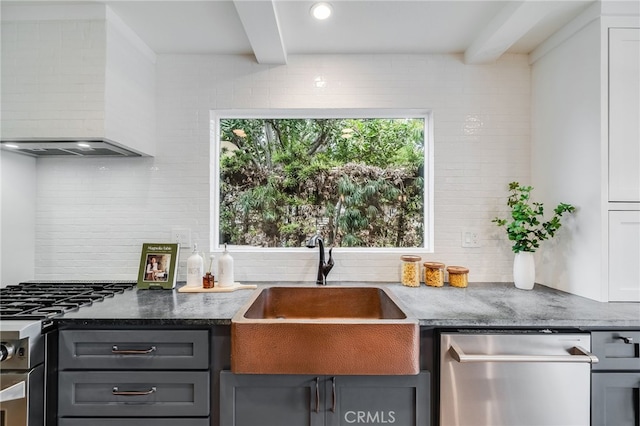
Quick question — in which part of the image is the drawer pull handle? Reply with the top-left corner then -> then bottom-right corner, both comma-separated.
331,376 -> 336,413
111,345 -> 156,355
617,336 -> 634,344
314,377 -> 320,413
112,386 -> 157,396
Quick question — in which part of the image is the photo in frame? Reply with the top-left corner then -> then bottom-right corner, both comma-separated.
137,243 -> 180,289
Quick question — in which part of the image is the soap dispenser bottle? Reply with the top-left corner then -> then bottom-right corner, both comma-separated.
218,243 -> 235,288
186,243 -> 204,287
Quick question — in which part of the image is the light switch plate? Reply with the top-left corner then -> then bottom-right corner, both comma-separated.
171,227 -> 192,249
462,230 -> 480,248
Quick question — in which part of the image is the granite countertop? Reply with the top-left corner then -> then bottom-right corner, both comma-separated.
55,282 -> 640,328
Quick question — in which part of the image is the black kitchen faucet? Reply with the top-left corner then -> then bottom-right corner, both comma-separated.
306,233 -> 334,285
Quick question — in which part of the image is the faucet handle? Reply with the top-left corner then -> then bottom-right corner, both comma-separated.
323,248 -> 335,277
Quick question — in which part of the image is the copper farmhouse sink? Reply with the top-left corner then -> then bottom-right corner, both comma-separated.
231,286 -> 419,375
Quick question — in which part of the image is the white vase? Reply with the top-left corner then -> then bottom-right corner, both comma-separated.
513,251 -> 535,290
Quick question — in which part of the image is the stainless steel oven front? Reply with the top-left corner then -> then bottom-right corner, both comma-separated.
0,365 -> 44,426
0,320 -> 45,426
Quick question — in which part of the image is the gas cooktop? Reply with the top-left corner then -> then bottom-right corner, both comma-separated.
0,280 -> 136,320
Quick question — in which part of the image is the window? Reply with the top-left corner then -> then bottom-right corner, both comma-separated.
212,110 -> 433,251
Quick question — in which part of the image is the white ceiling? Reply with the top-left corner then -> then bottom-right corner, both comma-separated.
106,0 -> 596,63
3,0 -> 597,64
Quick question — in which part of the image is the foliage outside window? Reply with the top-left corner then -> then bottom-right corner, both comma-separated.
216,114 -> 428,249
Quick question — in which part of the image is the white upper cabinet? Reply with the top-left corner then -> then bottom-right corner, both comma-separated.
531,5 -> 639,302
609,28 -> 640,202
609,210 -> 640,301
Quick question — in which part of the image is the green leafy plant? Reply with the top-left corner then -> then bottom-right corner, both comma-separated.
492,182 -> 575,253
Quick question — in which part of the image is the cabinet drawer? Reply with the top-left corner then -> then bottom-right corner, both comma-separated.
59,419 -> 209,426
592,331 -> 640,370
59,330 -> 209,370
58,371 -> 209,417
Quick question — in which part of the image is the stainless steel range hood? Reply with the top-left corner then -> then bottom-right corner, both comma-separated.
0,139 -> 144,157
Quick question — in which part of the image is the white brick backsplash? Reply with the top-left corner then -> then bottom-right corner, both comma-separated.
3,50 -> 534,284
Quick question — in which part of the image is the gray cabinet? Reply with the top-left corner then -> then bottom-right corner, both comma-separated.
326,375 -> 430,426
220,371 -> 430,426
57,328 -> 210,423
592,373 -> 640,426
591,331 -> 640,425
59,418 -> 210,426
592,331 -> 640,371
220,373 -> 324,426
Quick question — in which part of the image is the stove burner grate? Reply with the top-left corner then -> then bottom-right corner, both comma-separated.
0,280 -> 136,320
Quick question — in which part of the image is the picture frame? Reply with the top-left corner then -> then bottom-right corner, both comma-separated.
137,243 -> 180,289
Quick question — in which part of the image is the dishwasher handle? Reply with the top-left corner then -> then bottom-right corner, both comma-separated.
449,342 -> 599,364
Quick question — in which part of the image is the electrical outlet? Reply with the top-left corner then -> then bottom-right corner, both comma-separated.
171,227 -> 192,249
462,230 -> 480,248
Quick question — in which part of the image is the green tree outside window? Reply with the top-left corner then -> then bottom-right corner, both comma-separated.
219,118 -> 425,248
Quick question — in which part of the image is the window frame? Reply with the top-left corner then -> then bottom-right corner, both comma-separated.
210,108 -> 434,253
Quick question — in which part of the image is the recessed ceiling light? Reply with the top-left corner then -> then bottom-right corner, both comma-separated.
4,143 -> 19,149
310,2 -> 332,20
77,142 -> 91,148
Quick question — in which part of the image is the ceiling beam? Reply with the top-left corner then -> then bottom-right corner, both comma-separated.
464,1 -> 563,64
233,0 -> 287,64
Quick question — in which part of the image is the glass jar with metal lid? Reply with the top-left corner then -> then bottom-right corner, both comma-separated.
400,255 -> 422,287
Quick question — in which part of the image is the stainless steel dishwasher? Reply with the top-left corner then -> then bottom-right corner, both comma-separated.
440,330 -> 598,426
